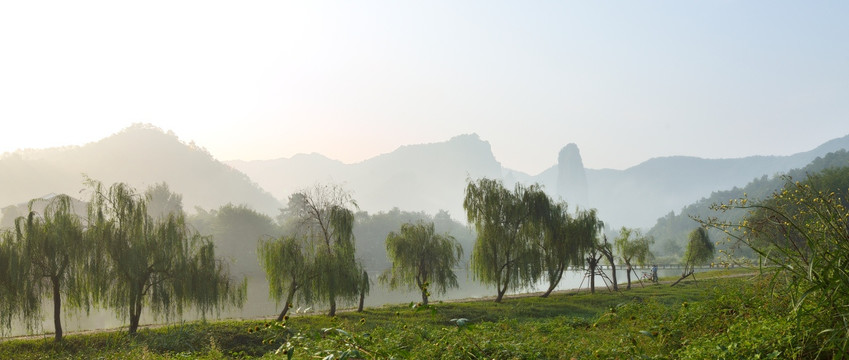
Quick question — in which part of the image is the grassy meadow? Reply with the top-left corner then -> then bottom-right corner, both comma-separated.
0,268 -> 818,359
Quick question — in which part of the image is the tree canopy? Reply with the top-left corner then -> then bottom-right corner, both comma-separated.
537,202 -> 601,297
380,221 -> 463,305
0,229 -> 28,335
463,178 -> 550,302
353,208 -> 474,271
614,226 -> 654,290
12,195 -> 89,341
682,227 -> 714,275
86,180 -> 245,334
258,234 -> 314,321
279,183 -> 362,316
573,209 -> 606,294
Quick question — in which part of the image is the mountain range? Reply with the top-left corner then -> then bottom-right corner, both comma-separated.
3,124 -> 849,231
228,132 -> 849,228
226,133 -> 502,221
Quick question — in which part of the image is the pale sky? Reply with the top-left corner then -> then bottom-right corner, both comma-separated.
1,1 -> 847,175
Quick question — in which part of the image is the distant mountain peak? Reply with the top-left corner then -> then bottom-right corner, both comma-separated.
557,143 -> 589,207
286,152 -> 345,165
445,133 -> 494,156
449,133 -> 482,142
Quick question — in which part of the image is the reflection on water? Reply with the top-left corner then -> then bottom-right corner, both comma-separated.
4,267 -> 706,338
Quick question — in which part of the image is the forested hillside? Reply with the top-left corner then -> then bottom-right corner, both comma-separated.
647,149 -> 849,257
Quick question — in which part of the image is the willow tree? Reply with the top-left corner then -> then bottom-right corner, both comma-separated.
464,178 -> 549,303
672,227 -> 714,286
614,227 -> 654,290
11,195 -> 90,341
357,269 -> 369,312
599,235 -> 620,291
86,180 -> 246,334
0,232 -> 11,330
572,209 -> 605,294
538,202 -> 571,297
0,230 -> 33,335
380,221 -> 463,306
282,184 -> 361,316
258,235 -> 314,321
537,203 -> 603,297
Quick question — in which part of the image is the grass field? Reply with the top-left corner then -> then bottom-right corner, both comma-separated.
0,269 -> 815,359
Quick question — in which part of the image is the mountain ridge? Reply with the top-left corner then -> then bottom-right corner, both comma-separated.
229,133 -> 849,228
4,124 -> 848,231
0,124 -> 282,217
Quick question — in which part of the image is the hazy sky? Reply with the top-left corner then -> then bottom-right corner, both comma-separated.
1,1 -> 847,174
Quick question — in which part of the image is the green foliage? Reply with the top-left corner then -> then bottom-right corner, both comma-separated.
0,195 -> 90,341
0,229 -> 27,334
190,203 -> 281,276
571,209 -> 606,293
703,169 -> 849,356
537,203 -> 604,297
682,227 -> 714,274
614,226 -> 654,290
353,208 -> 474,273
672,276 -> 809,359
649,149 -> 849,259
7,272 -> 830,359
537,202 -> 571,297
146,182 -> 184,220
279,183 -> 362,316
615,227 -> 654,267
258,235 -> 313,321
463,178 -> 550,302
380,221 -> 463,305
86,179 -> 246,334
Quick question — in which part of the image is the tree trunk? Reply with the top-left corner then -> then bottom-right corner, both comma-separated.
589,261 -> 596,294
276,306 -> 290,322
541,284 -> 555,298
625,264 -> 632,290
329,296 -> 337,316
51,276 -> 63,342
670,271 -> 694,287
129,313 -> 140,335
358,290 -> 366,312
495,284 -> 507,303
495,266 -> 511,302
128,294 -> 143,335
608,263 -> 618,291
541,264 -> 565,298
128,304 -> 141,335
276,286 -> 298,321
420,290 -> 428,306
599,246 -> 618,291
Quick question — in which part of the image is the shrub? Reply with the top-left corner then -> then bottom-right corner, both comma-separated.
703,171 -> 849,356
